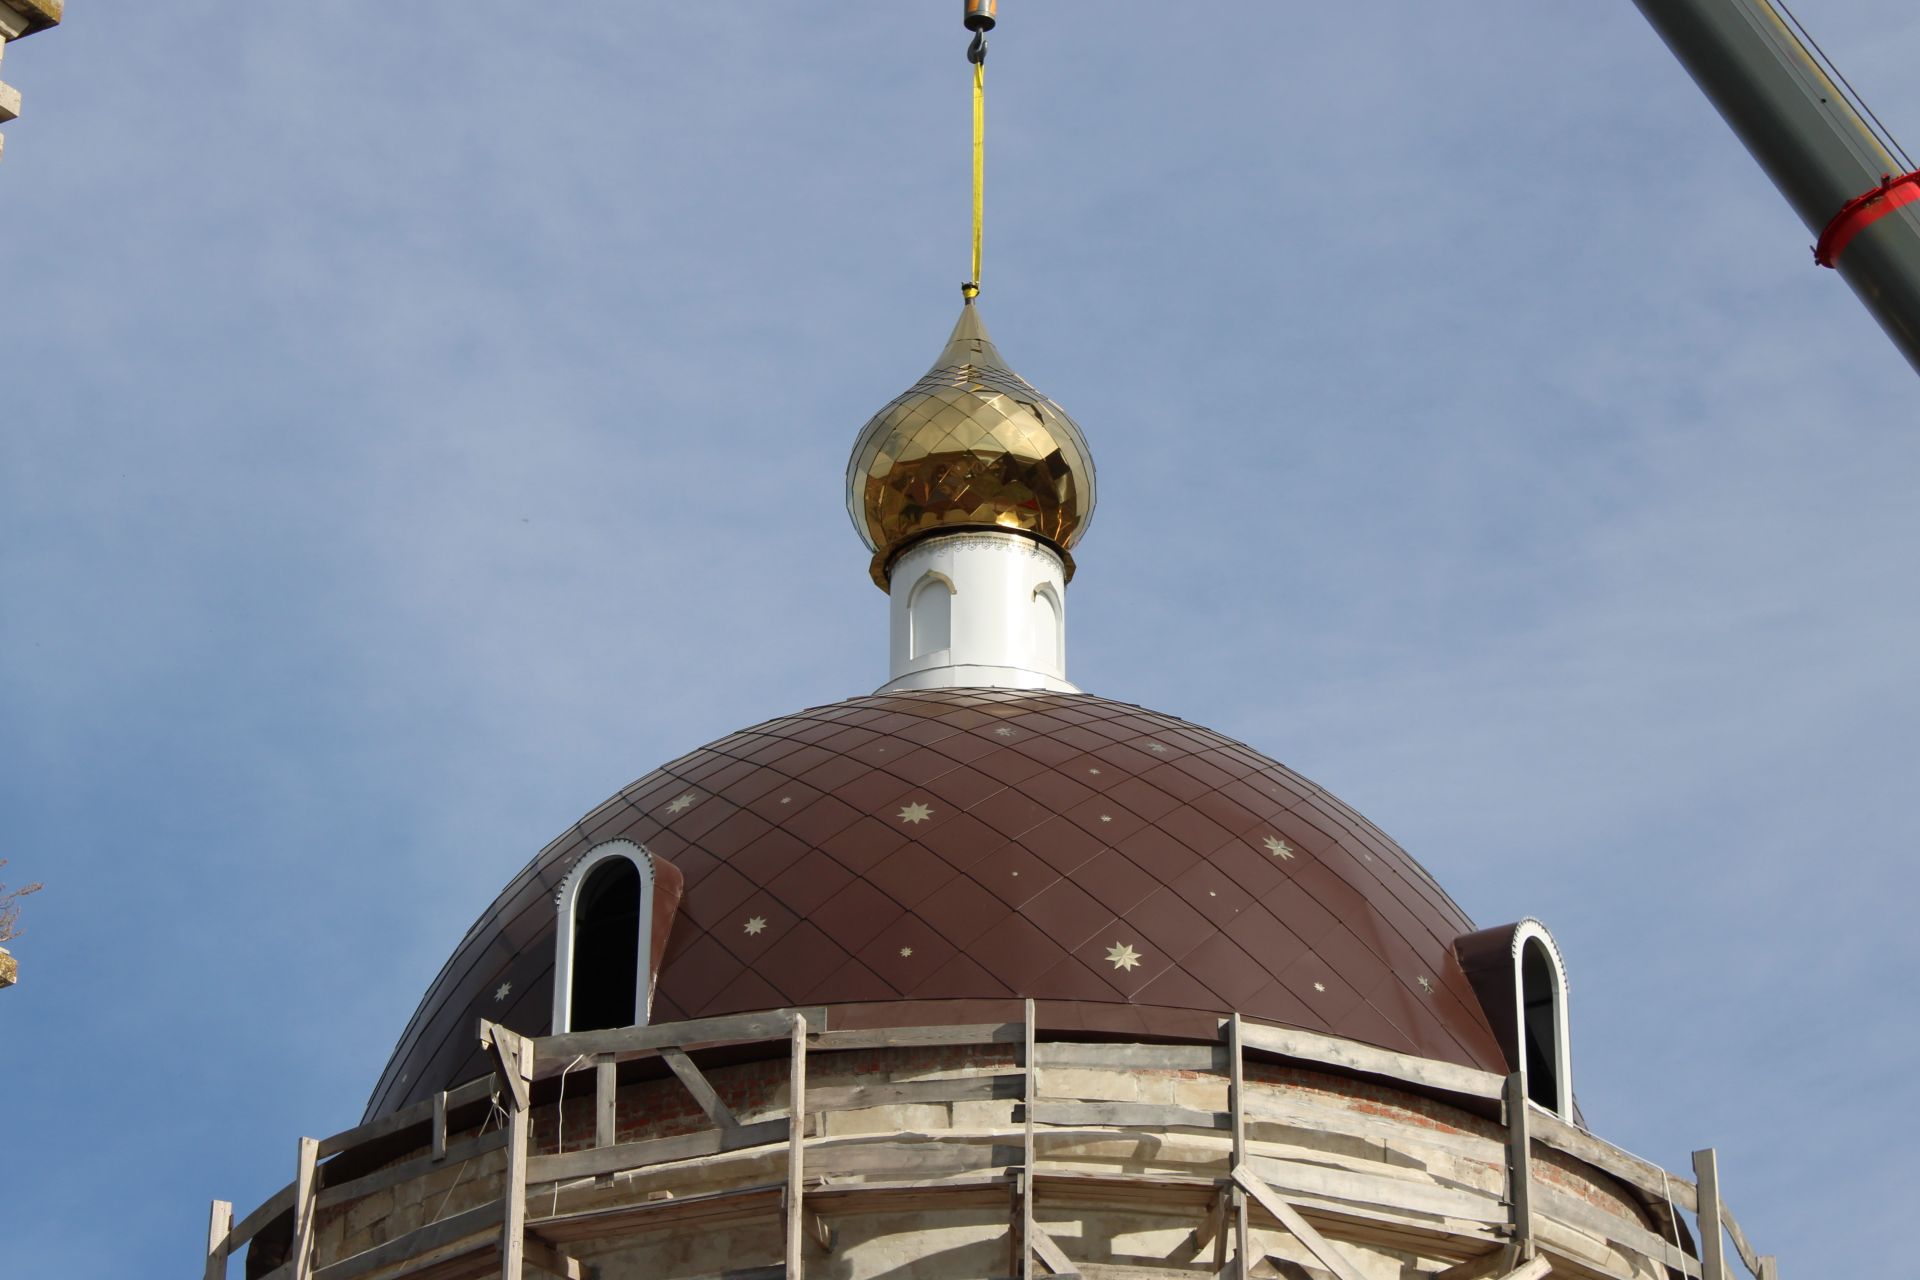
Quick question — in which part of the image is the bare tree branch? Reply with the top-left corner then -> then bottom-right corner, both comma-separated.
0,860 -> 43,946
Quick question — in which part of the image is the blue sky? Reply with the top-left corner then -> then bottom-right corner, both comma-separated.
3,4 -> 1915,1275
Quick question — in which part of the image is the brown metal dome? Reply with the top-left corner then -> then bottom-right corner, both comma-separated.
365,689 -> 1507,1119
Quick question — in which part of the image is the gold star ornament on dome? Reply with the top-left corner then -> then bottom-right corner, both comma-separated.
1105,942 -> 1143,972
897,801 -> 934,824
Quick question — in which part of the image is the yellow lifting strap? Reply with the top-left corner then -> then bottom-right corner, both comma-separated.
966,58 -> 985,299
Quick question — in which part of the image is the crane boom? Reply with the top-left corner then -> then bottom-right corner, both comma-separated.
1633,0 -> 1920,374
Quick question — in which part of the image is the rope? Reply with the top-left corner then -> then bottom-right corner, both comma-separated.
1774,0 -> 1914,172
550,1053 -> 587,1215
965,35 -> 986,299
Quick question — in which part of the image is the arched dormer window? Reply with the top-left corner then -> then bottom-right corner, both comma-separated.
1453,917 -> 1572,1120
1513,920 -> 1571,1117
909,572 -> 953,660
1031,583 -> 1063,671
552,840 -> 657,1034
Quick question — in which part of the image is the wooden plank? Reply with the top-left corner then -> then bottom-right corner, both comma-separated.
204,1199 -> 233,1280
1030,1223 -> 1080,1278
1503,1075 -> 1534,1255
1528,1106 -> 1697,1213
317,1090 -> 440,1159
1244,1092 -> 1502,1165
316,1074 -> 494,1162
291,1137 -> 319,1280
1229,1015 -> 1249,1280
1694,1148 -> 1727,1280
663,1047 -> 740,1130
528,1118 -> 790,1185
1757,1256 -> 1778,1280
313,1200 -> 505,1280
595,1057 -> 617,1149
1028,1100 -> 1227,1131
808,1073 -> 1020,1112
808,1022 -> 1022,1051
433,1091 -> 449,1162
522,1236 -> 591,1280
1497,1258 -> 1551,1280
502,1037 -> 533,1280
480,1021 -> 532,1112
316,1131 -> 510,1212
1530,1181 -> 1701,1277
1232,1163 -> 1368,1280
536,1007 -> 828,1063
228,1183 -> 296,1252
1192,1186 -> 1228,1255
1430,1245 -> 1517,1280
1722,1204 -> 1764,1277
534,1182 -> 785,1242
1035,1042 -> 1225,1072
805,1141 -> 1016,1179
1234,1021 -> 1504,1102
1245,1154 -> 1507,1225
1022,999 -> 1037,1280
786,1013 -> 808,1280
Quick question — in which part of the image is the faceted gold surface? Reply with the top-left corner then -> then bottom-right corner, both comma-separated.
847,303 -> 1096,585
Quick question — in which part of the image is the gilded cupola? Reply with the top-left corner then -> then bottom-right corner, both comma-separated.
845,301 -> 1097,590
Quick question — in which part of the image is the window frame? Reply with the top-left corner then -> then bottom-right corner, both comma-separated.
1510,918 -> 1572,1119
551,839 -> 658,1035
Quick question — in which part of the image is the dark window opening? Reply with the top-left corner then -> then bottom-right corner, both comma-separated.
1521,939 -> 1560,1111
570,857 -> 641,1032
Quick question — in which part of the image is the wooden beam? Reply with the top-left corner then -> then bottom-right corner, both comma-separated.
501,1037 -> 534,1280
594,1057 -> 617,1149
1527,1105 -> 1697,1213
523,1236 -> 594,1280
1493,1258 -> 1551,1280
1231,1164 -> 1367,1280
204,1199 -> 233,1280
809,1022 -> 1021,1051
432,1090 -> 449,1162
1036,1042 -> 1225,1071
291,1137 -> 319,1280
1757,1257 -> 1778,1280
1229,1014 -> 1249,1280
1503,1075 -> 1534,1257
1023,998 -> 1037,1280
527,1118 -> 790,1185
312,1200 -> 505,1280
1693,1149 -> 1727,1280
663,1048 -> 739,1130
785,1013 -> 808,1280
1430,1246 -> 1517,1280
1030,1223 -> 1080,1278
807,1073 -> 1020,1112
227,1182 -> 296,1254
316,1131 -> 510,1213
1721,1204 -> 1764,1277
1233,1021 -> 1504,1101
536,1007 -> 828,1063
481,1021 -> 533,1112
1027,1100 -> 1227,1130
1192,1185 -> 1228,1254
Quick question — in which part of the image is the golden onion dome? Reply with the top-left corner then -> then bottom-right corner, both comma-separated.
846,302 -> 1097,589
